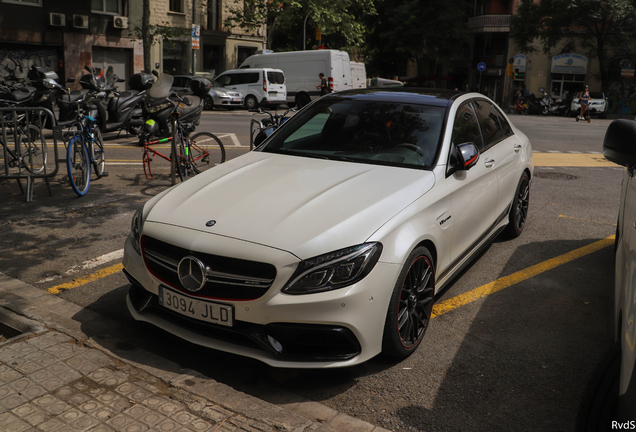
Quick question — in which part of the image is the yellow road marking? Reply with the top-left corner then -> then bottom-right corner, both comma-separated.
431,235 -> 614,318
47,263 -> 123,294
534,153 -> 617,167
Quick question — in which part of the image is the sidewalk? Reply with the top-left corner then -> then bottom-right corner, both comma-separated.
0,272 -> 390,432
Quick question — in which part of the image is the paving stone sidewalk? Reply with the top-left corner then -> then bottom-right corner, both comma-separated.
0,272 -> 390,432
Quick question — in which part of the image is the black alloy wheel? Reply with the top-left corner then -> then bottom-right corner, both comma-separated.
383,247 -> 436,358
505,171 -> 530,238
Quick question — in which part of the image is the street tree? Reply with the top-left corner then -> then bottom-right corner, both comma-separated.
512,0 -> 636,92
224,0 -> 376,50
363,0 -> 470,83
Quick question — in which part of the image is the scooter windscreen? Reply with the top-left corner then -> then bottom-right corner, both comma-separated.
147,73 -> 174,105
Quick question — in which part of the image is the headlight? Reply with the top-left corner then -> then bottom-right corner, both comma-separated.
130,207 -> 144,255
282,243 -> 382,295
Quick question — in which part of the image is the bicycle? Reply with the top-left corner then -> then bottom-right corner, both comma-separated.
141,95 -> 225,182
63,98 -> 107,196
0,103 -> 48,175
249,105 -> 296,150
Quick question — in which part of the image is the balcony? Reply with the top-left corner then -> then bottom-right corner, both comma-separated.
468,14 -> 511,33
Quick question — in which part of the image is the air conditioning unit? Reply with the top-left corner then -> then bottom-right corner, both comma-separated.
73,15 -> 89,29
48,13 -> 66,27
113,16 -> 128,29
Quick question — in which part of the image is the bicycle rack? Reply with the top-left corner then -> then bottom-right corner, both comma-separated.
0,107 -> 61,202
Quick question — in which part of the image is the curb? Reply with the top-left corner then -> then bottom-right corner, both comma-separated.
0,272 -> 390,432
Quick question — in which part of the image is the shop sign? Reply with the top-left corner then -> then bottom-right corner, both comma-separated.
551,53 -> 587,74
621,62 -> 635,78
513,54 -> 526,72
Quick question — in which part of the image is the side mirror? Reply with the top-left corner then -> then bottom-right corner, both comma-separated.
457,142 -> 480,170
603,119 -> 636,167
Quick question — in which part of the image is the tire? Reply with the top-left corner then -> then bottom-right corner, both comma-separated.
67,136 -> 90,196
172,130 -> 188,182
244,95 -> 258,110
90,125 -> 106,178
382,246 -> 435,358
504,171 -> 530,238
203,96 -> 214,111
296,93 -> 311,108
189,132 -> 226,173
18,124 -> 48,174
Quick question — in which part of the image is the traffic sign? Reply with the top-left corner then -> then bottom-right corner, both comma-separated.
477,62 -> 486,72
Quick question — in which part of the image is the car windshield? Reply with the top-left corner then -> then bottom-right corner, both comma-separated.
260,97 -> 445,170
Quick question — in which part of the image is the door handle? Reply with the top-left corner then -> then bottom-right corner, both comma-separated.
514,144 -> 522,153
484,159 -> 495,168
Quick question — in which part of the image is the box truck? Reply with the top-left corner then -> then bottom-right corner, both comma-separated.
239,50 -> 363,107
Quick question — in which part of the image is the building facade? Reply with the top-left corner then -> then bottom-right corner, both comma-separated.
0,0 -> 265,88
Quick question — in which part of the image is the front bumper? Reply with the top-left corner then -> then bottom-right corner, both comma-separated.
122,232 -> 400,368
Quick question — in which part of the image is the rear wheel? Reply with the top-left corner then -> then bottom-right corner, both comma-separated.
172,130 -> 188,182
18,124 -> 48,174
296,93 -> 311,108
67,136 -> 90,196
90,125 -> 106,178
382,247 -> 435,358
189,132 -> 226,173
244,95 -> 258,110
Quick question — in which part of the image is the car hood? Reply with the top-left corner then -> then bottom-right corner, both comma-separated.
145,152 -> 436,259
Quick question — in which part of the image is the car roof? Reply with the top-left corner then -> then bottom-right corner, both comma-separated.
330,88 -> 467,107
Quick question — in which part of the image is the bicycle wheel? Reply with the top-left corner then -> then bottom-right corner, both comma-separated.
67,136 -> 91,196
172,129 -> 187,182
90,125 -> 106,178
18,124 -> 48,174
189,132 -> 226,174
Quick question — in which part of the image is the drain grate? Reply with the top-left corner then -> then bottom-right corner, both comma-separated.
534,172 -> 579,180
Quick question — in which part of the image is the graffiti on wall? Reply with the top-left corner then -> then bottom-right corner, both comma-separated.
0,49 -> 59,82
608,79 -> 636,115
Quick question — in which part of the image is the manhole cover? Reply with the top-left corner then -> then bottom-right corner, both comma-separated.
534,172 -> 579,180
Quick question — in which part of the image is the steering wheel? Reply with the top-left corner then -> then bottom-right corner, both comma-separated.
395,143 -> 424,157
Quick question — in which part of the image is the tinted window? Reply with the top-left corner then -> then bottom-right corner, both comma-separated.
489,101 -> 513,136
215,74 -> 232,86
473,99 -> 504,148
451,102 -> 484,150
172,77 -> 190,88
262,98 -> 446,170
239,72 -> 259,84
267,71 -> 285,84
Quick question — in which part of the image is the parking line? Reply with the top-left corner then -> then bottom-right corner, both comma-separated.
47,263 -> 123,295
431,235 -> 614,318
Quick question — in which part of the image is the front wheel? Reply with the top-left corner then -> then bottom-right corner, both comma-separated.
67,136 -> 90,196
382,247 -> 436,358
203,96 -> 214,111
244,95 -> 258,110
504,171 -> 530,238
19,124 -> 48,174
189,132 -> 226,173
90,125 -> 106,178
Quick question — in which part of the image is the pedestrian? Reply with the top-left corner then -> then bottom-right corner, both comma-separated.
316,73 -> 328,95
577,85 -> 590,120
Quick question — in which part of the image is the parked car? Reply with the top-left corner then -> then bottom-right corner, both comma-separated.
171,75 -> 243,110
569,91 -> 608,118
576,119 -> 636,429
214,68 -> 286,110
122,88 -> 534,368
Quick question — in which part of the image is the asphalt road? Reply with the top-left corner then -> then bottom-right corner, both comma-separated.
0,109 -> 624,431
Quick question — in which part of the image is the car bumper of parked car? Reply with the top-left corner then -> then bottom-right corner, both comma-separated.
122,234 -> 400,368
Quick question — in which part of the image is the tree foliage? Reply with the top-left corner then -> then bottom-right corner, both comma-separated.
224,0 -> 376,50
362,0 -> 470,80
512,0 -> 636,91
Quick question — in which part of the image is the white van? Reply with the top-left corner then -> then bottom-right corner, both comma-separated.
351,61 -> 367,89
239,50 -> 355,107
214,68 -> 286,110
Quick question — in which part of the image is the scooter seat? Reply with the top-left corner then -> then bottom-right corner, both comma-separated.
107,90 -> 141,112
3,86 -> 36,102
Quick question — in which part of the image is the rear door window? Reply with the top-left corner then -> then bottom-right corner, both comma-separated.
472,99 -> 504,149
267,71 -> 285,84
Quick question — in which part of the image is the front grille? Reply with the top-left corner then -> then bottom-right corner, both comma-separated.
142,235 -> 276,301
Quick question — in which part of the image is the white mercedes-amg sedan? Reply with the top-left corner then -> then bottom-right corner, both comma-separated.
122,88 -> 533,368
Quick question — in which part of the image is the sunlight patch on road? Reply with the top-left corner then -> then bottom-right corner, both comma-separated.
533,152 -> 617,167
431,235 -> 614,318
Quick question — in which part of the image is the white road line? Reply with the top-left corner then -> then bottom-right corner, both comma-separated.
215,133 -> 243,147
37,249 -> 124,283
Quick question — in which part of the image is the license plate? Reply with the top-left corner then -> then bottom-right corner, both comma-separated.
232,98 -> 241,102
268,92 -> 277,96
158,286 -> 233,327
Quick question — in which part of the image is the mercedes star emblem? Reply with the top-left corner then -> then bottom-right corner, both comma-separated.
177,256 -> 206,292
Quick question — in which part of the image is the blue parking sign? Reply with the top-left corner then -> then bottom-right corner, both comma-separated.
477,62 -> 486,72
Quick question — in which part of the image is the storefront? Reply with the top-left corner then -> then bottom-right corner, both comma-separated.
163,40 -> 188,75
550,53 -> 587,100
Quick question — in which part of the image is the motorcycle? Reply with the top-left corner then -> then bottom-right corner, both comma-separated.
249,105 -> 297,149
538,92 -> 551,116
509,97 -> 528,115
525,93 -> 544,115
139,71 -> 209,140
